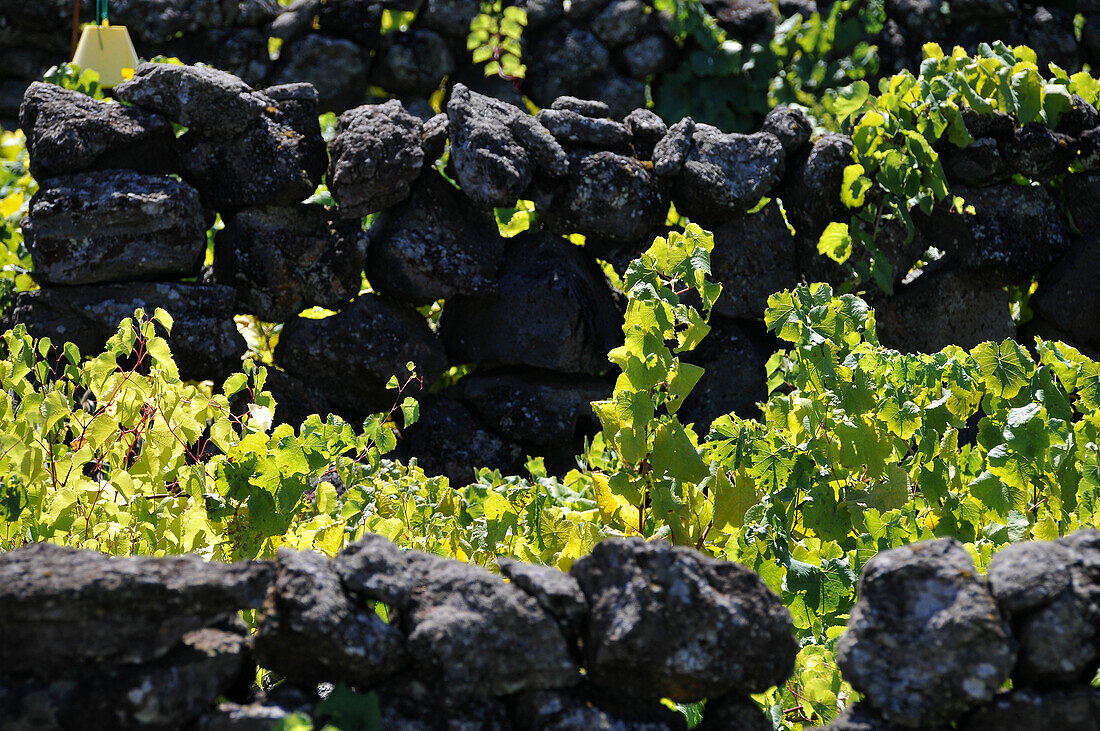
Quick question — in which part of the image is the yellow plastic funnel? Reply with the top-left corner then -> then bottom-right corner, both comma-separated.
72,22 -> 138,88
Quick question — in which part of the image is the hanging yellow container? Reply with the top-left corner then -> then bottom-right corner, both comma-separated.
72,22 -> 139,88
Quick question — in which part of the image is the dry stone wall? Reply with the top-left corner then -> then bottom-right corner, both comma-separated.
3,531 -> 1100,729
6,62 -> 1100,484
1,0 -> 1096,130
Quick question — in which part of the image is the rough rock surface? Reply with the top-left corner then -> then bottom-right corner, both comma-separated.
919,183 -> 1071,284
709,201 -> 797,320
370,29 -> 455,95
23,170 -> 208,285
327,99 -> 425,216
761,105 -> 811,155
986,531 -> 1100,686
550,96 -> 612,118
511,685 -> 689,730
498,556 -> 589,644
367,171 -> 507,305
440,231 -> 621,375
178,111 -> 326,211
959,686 -> 1100,730
999,122 -> 1077,182
0,542 -> 270,680
653,117 -> 696,176
537,108 -> 632,149
396,396 -> 525,484
253,548 -> 409,688
665,125 -> 786,227
277,293 -> 448,419
940,137 -> 1013,186
214,204 -> 365,322
5,282 -> 244,381
536,150 -> 667,242
447,83 -> 567,207
270,35 -> 370,112
696,694 -> 775,731
835,538 -> 1016,727
19,82 -> 176,180
114,62 -> 267,138
624,107 -> 668,160
874,261 -> 1016,353
571,537 -> 796,702
813,700 -> 947,731
455,367 -> 606,451
0,628 -> 250,730
334,535 -> 579,703
778,132 -> 853,280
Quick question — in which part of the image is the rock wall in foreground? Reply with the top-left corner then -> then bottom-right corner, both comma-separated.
3,531 -> 1100,729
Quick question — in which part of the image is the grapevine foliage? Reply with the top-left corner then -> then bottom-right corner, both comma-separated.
824,41 -> 1100,292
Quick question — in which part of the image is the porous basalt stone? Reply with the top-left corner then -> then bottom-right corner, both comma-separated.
23,170 -> 208,286
177,112 -> 325,211
761,104 -> 812,155
678,317 -> 771,428
666,124 -> 786,227
498,557 -> 589,644
986,531 -> 1100,686
270,35 -> 370,112
253,549 -> 409,688
396,396 -> 526,484
114,62 -> 267,139
939,137 -> 1013,186
19,82 -> 176,180
333,534 -> 579,703
835,538 -> 1016,727
0,628 -> 250,730
367,171 -> 507,305
439,231 -> 621,375
511,684 -> 689,730
454,367 -> 607,451
536,150 -> 667,243
536,108 -> 632,149
999,122 -> 1077,182
446,83 -> 568,207
571,537 -> 796,702
326,99 -> 425,216
369,28 -> 455,95
550,96 -> 612,118
709,201 -> 797,321
874,261 -> 1015,353
958,686 -> 1100,730
276,293 -> 448,419
696,694 -> 774,731
624,108 -> 668,160
214,204 -> 365,322
917,183 -> 1071,285
0,542 -> 271,680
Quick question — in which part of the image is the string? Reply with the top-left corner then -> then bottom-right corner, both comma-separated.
97,0 -> 108,24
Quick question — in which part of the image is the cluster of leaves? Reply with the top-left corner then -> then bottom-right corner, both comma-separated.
822,41 -> 1100,292
652,0 -> 883,132
0,309 -> 614,569
467,1 -> 527,82
0,130 -> 34,313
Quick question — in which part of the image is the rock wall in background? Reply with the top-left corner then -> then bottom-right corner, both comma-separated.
3,530 -> 1100,730
0,0 -> 1096,130
7,62 -> 1100,483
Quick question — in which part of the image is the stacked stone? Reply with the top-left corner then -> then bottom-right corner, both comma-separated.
0,536 -> 798,730
9,76 -> 250,381
11,61 -> 1100,484
9,63 -> 353,382
817,531 -> 1100,730
0,543 -> 272,728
